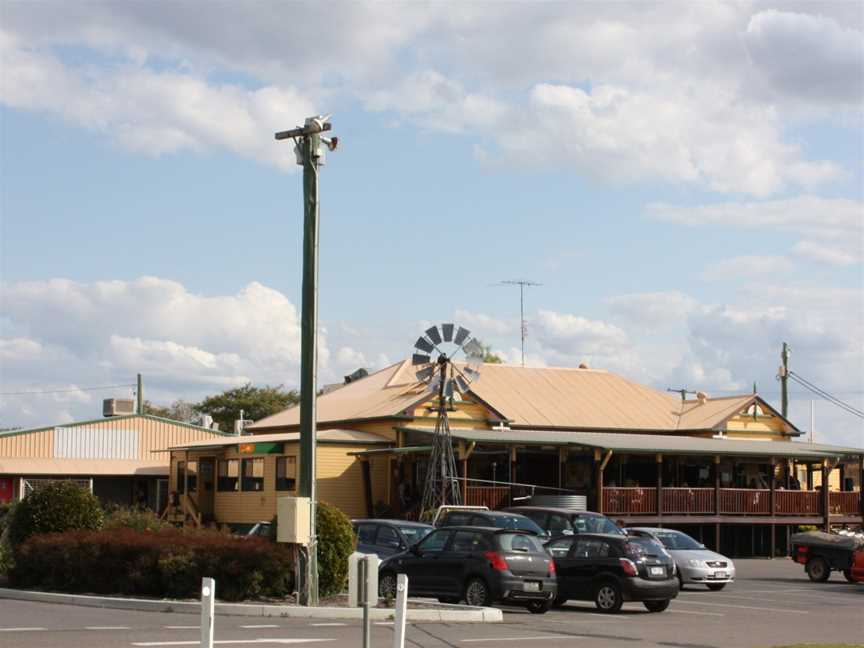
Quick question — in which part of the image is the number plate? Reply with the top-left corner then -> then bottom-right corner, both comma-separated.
523,581 -> 540,592
713,571 -> 727,579
650,566 -> 665,576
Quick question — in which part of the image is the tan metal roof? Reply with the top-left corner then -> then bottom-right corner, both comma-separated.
0,458 -> 168,476
403,427 -> 862,459
249,360 -> 796,434
167,429 -> 391,451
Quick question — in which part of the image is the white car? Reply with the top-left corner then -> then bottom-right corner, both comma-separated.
628,527 -> 735,591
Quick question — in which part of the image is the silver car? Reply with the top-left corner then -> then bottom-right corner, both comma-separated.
628,527 -> 735,591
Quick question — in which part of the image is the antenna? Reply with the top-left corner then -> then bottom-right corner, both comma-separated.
500,279 -> 541,367
667,387 -> 697,401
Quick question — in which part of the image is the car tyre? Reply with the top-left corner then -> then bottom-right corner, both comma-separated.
525,599 -> 552,614
552,596 -> 568,608
594,581 -> 623,613
843,569 -> 856,583
676,571 -> 685,591
805,557 -> 831,583
643,599 -> 670,613
379,571 -> 398,599
464,577 -> 491,607
706,583 -> 726,591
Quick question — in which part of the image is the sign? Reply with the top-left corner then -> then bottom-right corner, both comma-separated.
239,442 -> 284,455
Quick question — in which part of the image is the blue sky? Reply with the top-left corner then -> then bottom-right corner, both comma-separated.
1,2 -> 862,445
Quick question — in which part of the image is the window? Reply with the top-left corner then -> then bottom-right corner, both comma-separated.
396,525 -> 431,545
187,460 -> 198,494
442,512 -> 472,526
378,526 -> 403,549
217,459 -> 239,492
573,539 -> 612,559
548,514 -> 571,535
356,523 -> 378,545
176,461 -> 186,494
417,530 -> 451,553
241,458 -> 264,491
276,456 -> 297,491
451,531 -> 488,553
547,537 -> 575,558
496,533 -> 545,553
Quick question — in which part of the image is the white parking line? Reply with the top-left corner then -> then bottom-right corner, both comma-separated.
374,622 -> 394,626
463,637 -> 582,643
163,626 -> 200,629
680,593 -> 809,606
309,623 -> 347,627
87,626 -> 131,630
0,627 -> 46,632
132,639 -> 335,646
674,600 -> 808,613
240,625 -> 281,629
667,609 -> 725,617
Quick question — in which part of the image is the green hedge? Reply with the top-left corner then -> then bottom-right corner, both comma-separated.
11,528 -> 294,601
316,501 -> 355,597
7,481 -> 103,549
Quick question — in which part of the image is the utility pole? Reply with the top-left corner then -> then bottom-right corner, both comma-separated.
779,342 -> 790,418
275,115 -> 338,606
136,373 -> 144,414
500,279 -> 541,367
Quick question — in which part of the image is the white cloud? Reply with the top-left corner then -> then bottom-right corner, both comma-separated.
605,291 -> 699,328
454,310 -> 515,337
792,240 -> 862,267
701,255 -> 794,281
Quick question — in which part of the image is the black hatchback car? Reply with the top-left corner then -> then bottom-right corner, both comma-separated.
504,506 -> 625,537
436,509 -> 547,536
545,533 -> 678,613
379,526 -> 557,613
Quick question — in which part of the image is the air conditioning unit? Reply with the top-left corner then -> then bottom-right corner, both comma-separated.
103,398 -> 136,417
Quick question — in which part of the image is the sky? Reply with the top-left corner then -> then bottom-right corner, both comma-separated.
1,1 -> 862,446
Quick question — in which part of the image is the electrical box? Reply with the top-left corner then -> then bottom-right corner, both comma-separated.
277,497 -> 311,544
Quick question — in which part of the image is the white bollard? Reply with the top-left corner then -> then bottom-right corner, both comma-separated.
391,573 -> 408,648
201,577 -> 215,648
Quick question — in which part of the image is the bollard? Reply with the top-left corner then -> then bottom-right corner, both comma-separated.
200,577 -> 215,648
359,558 -> 371,648
391,573 -> 408,648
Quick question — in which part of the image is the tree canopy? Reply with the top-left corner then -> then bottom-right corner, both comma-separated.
193,384 -> 299,432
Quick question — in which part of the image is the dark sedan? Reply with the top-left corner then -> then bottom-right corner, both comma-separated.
546,532 -> 678,613
379,526 -> 557,613
352,519 -> 433,558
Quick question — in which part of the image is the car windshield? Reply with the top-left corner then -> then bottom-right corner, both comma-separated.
497,533 -> 546,553
651,531 -> 703,550
492,515 -> 545,535
397,525 -> 431,544
573,515 -> 624,535
626,537 -> 666,558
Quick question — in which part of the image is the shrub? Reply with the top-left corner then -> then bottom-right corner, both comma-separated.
103,505 -> 172,533
316,501 -> 355,597
7,481 -> 103,550
11,528 -> 294,601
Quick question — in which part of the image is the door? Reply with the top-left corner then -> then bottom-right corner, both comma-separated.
547,537 -> 576,597
197,458 -> 216,518
403,529 -> 452,595
569,538 -> 613,599
375,525 -> 406,558
442,530 -> 489,596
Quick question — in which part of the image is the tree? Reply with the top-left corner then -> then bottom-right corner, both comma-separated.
8,481 -> 103,550
143,399 -> 196,423
481,343 -> 503,364
193,384 -> 299,432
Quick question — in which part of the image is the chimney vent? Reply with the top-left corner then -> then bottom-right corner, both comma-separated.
578,362 -> 589,369
696,391 -> 709,404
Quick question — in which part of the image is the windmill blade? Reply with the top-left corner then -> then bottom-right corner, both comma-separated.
463,338 -> 483,359
414,336 -> 435,354
425,325 -> 442,346
455,375 -> 470,393
412,353 -> 431,366
442,323 -> 454,342
453,326 -> 471,346
415,365 -> 435,382
463,366 -> 480,381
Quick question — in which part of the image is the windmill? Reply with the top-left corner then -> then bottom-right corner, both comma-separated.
412,323 -> 485,517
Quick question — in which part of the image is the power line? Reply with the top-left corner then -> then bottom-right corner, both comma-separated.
0,384 -> 136,397
787,371 -> 864,419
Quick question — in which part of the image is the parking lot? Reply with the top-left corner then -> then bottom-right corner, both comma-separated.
0,559 -> 861,648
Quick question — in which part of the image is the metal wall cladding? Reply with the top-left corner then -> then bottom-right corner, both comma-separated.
53,426 -> 140,460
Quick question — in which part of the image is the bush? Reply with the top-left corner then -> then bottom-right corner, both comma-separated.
103,505 -> 172,533
316,501 -> 355,597
7,481 -> 103,550
11,528 -> 294,601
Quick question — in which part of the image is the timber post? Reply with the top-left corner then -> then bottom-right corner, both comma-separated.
859,454 -> 864,519
714,456 -> 721,515
769,457 -> 776,559
656,454 -> 663,520
821,462 -> 830,532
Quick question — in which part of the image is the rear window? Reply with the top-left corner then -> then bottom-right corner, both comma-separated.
651,531 -> 702,550
491,515 -> 545,535
572,515 -> 624,535
497,533 -> 546,553
626,537 -> 665,558
397,525 -> 431,545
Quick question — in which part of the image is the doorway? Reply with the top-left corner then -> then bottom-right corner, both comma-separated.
197,457 -> 216,519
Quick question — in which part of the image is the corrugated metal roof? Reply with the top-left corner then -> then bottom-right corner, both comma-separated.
0,458 -> 168,476
402,427 -> 862,459
167,429 -> 391,451
0,414 -> 232,439
248,360 -> 798,435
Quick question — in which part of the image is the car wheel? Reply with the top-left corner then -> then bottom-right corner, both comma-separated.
437,596 -> 460,604
677,571 -> 684,591
643,599 -> 670,613
464,577 -> 491,607
552,596 -> 568,608
525,600 -> 552,614
594,581 -> 623,613
379,571 -> 398,599
805,557 -> 831,583
706,583 -> 726,591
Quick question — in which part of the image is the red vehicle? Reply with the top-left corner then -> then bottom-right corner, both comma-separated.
791,531 -> 863,583
851,550 -> 864,583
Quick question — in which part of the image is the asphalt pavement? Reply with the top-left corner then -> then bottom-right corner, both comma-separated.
1,559 -> 862,648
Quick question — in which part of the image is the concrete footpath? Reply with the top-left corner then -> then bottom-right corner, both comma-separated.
0,587 -> 502,622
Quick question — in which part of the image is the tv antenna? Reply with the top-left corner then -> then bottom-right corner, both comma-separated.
500,279 -> 541,366
411,323 -> 485,517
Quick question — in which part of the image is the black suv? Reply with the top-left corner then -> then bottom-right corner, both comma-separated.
379,526 -> 557,613
504,506 -> 625,537
545,533 -> 678,613
436,509 -> 547,536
